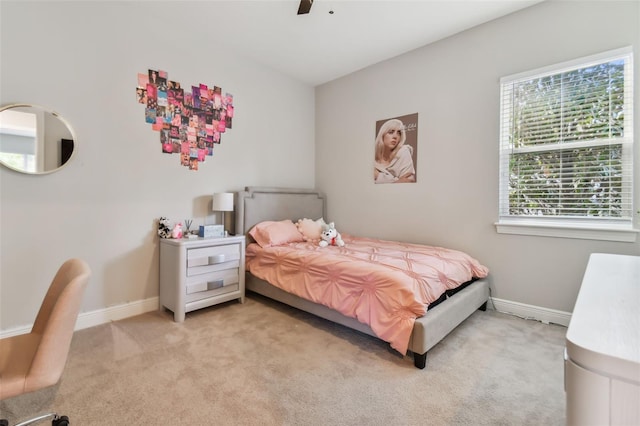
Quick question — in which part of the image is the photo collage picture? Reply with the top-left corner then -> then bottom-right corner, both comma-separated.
136,69 -> 234,171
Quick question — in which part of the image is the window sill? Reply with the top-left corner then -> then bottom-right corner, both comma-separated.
495,220 -> 639,242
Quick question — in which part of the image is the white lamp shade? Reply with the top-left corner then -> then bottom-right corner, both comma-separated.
212,192 -> 234,212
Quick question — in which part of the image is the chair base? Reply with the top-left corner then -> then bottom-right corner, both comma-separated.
1,413 -> 69,426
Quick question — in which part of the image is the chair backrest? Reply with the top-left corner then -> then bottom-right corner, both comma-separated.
23,258 -> 91,393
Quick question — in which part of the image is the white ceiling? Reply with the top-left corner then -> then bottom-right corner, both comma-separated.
159,0 -> 545,86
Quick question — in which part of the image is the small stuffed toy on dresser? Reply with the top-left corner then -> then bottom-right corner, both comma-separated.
171,222 -> 183,239
319,222 -> 345,247
158,217 -> 172,239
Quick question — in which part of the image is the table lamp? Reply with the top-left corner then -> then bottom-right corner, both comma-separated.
212,192 -> 234,235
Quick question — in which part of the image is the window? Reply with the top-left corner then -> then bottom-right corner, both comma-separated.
0,109 -> 37,173
497,47 -> 636,242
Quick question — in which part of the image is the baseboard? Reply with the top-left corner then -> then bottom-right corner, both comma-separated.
0,297 -> 160,339
1,295 -> 569,339
75,296 -> 160,331
491,297 -> 571,327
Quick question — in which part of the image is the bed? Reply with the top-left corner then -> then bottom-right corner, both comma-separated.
235,186 -> 490,369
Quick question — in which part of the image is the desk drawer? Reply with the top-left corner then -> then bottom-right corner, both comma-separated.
187,243 -> 240,276
185,268 -> 239,303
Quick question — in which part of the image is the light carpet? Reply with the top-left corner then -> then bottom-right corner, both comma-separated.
1,294 -> 567,425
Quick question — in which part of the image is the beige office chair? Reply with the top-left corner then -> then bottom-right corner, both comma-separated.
0,258 -> 91,426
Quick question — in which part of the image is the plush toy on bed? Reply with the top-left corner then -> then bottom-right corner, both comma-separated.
319,222 -> 345,247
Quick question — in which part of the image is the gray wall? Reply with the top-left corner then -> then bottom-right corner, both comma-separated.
315,0 -> 640,313
1,0 -> 638,331
0,1 -> 315,329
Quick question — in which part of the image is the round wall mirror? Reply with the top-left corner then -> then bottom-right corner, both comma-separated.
0,104 -> 77,174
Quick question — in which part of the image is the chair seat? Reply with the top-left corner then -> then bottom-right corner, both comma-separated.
0,332 -> 42,400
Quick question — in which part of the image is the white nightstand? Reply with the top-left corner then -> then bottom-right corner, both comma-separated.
159,235 -> 246,322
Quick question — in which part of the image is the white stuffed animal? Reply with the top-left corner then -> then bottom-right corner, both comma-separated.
319,222 -> 345,247
158,217 -> 172,239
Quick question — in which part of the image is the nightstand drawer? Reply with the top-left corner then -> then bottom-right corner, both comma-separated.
185,268 -> 239,303
186,243 -> 241,276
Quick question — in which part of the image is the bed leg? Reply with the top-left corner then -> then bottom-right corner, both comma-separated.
478,301 -> 487,311
413,352 -> 427,369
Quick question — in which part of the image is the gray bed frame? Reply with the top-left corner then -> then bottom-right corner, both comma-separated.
235,186 -> 489,369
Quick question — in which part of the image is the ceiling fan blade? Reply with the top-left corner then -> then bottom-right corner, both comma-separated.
297,0 -> 313,15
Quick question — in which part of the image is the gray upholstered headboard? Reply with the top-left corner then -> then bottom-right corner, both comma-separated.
235,187 -> 326,236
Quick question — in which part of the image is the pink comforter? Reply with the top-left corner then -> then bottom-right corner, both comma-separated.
246,235 -> 489,354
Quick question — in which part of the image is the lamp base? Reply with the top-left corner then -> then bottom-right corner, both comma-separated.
222,211 -> 227,235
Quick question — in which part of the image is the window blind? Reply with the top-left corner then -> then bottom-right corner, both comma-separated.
499,47 -> 634,226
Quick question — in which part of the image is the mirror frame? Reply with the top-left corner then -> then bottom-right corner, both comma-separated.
0,103 -> 77,175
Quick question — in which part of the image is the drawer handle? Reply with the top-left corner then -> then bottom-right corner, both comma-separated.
207,279 -> 224,290
208,254 -> 226,265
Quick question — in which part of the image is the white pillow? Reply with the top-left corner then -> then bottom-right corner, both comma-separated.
295,217 -> 327,242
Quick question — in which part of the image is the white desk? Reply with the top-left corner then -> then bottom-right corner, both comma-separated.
565,253 -> 640,425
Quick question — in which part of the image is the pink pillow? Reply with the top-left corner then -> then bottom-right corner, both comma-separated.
249,220 -> 305,247
296,217 -> 326,242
